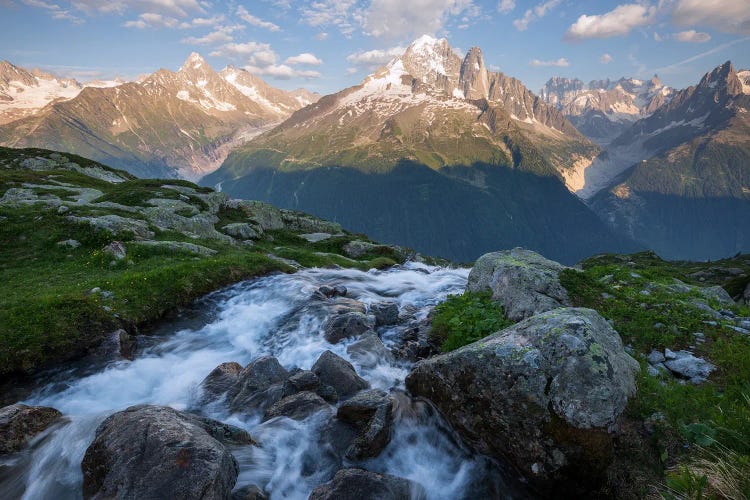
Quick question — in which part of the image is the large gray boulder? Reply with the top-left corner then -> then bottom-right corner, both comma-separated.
81,405 -> 253,499
0,404 -> 62,454
309,468 -> 425,500
466,248 -> 570,321
406,308 -> 639,492
230,356 -> 289,413
199,362 -> 243,403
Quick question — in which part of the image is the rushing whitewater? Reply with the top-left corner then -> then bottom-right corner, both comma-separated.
1,263 -> 520,499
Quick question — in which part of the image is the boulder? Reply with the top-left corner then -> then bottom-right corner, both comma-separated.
0,404 -> 62,454
262,391 -> 331,421
466,248 -> 570,321
323,312 -> 374,344
230,356 -> 289,413
347,331 -> 395,368
102,241 -> 126,260
697,285 -> 734,307
282,369 -> 320,396
199,362 -> 243,403
312,351 -> 368,400
81,405 -> 253,499
370,302 -> 399,326
309,468 -> 425,500
342,240 -> 385,259
222,223 -> 261,240
337,389 -> 394,460
299,233 -> 334,243
232,484 -> 268,500
68,215 -> 154,240
405,308 -> 639,492
226,200 -> 285,231
663,350 -> 715,384
130,240 -> 217,257
280,211 -> 341,234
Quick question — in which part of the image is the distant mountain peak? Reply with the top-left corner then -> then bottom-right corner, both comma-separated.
181,52 -> 208,72
697,60 -> 742,96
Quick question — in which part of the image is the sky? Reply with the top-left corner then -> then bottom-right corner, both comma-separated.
1,0 -> 749,95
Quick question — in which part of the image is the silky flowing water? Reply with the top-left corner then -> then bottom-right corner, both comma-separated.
0,263 -> 523,499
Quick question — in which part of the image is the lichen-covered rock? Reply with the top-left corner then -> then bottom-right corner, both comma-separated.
140,207 -> 230,242
663,350 -> 715,384
68,215 -> 154,240
224,200 -> 285,231
336,389 -> 394,460
466,248 -> 570,321
342,240 -> 400,259
0,404 -> 62,454
81,405 -> 253,500
280,211 -> 341,234
312,351 -> 368,400
405,308 -> 639,492
309,468 -> 425,500
130,240 -> 217,256
222,223 -> 261,240
697,285 -> 735,307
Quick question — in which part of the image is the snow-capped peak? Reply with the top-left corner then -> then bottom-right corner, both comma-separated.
182,52 -> 207,71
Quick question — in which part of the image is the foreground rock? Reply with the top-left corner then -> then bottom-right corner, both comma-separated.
337,389 -> 394,459
229,356 -> 289,412
309,468 -> 425,500
466,248 -> 570,321
0,404 -> 62,454
406,308 -> 639,492
82,405 -> 253,499
312,351 -> 368,400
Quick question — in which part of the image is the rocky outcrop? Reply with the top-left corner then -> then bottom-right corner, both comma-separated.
406,308 -> 639,492
0,404 -> 62,454
309,468 -> 425,500
466,248 -> 570,321
81,405 -> 253,499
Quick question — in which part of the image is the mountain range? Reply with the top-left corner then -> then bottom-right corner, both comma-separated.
0,37 -> 748,263
0,55 -> 318,178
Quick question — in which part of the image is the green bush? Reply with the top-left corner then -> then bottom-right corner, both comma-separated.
430,291 -> 512,352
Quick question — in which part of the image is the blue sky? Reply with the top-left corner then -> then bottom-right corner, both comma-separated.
1,0 -> 749,94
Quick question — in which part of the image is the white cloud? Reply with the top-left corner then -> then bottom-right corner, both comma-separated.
181,25 -> 242,45
363,0 -> 478,39
529,57 -> 569,67
300,0 -> 358,37
237,5 -> 280,32
566,4 -> 656,40
285,53 -> 323,65
600,53 -> 613,64
22,0 -> 83,23
346,46 -> 405,70
124,12 -> 180,29
653,32 -> 663,42
191,15 -> 225,27
671,0 -> 750,35
315,32 -> 329,40
72,0 -> 205,17
210,41 -> 321,79
513,0 -> 561,31
498,0 -> 514,14
673,29 -> 711,42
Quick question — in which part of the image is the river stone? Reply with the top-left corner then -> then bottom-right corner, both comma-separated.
466,248 -> 570,321
337,389 -> 394,460
347,331 -> 395,368
405,307 -> 639,492
0,404 -> 62,454
371,301 -> 399,326
312,351 -> 368,400
309,468 -> 425,500
199,362 -> 243,403
262,391 -> 331,421
324,311 -> 374,344
81,405 -> 253,500
230,356 -> 289,413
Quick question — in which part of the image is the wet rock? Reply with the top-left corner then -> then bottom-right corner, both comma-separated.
406,308 -> 639,493
371,301 -> 399,326
347,331 -> 395,368
283,370 -> 320,396
263,391 -> 331,421
323,311 -> 374,344
663,350 -> 715,384
466,248 -> 571,321
0,404 -> 62,454
117,329 -> 137,360
81,405 -> 253,499
230,356 -> 289,413
232,484 -> 268,500
395,315 -> 438,362
312,351 -> 368,400
199,362 -> 243,403
309,468 -> 425,500
337,389 -> 394,460
316,285 -> 347,299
